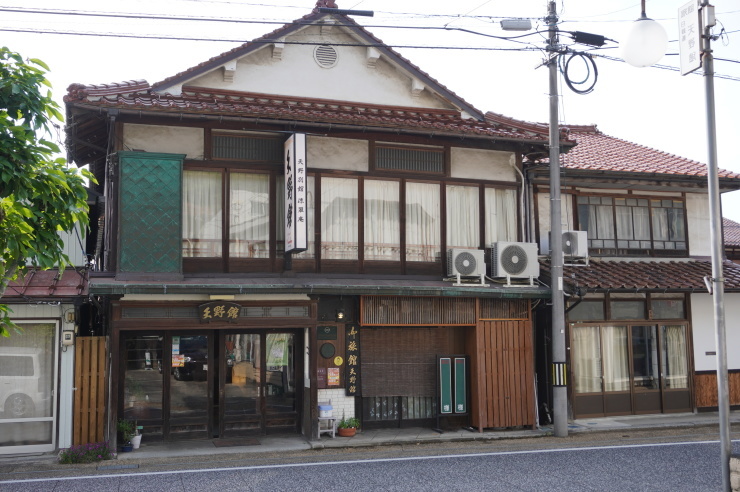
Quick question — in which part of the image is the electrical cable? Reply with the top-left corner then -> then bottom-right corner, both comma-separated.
559,52 -> 598,95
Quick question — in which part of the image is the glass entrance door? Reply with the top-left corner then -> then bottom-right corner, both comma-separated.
167,334 -> 210,439
631,325 -> 661,413
221,332 -> 297,436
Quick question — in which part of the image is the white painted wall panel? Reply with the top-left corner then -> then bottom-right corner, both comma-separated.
691,293 -> 740,371
123,124 -> 204,159
687,192 -> 711,257
307,136 -> 368,172
450,148 -> 515,181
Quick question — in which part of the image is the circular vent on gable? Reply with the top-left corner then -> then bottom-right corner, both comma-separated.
314,45 -> 338,68
500,244 -> 529,275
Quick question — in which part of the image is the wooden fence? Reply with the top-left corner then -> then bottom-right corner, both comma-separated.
73,336 -> 108,445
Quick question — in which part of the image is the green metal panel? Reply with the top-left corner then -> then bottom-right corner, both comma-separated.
118,152 -> 185,273
454,357 -> 467,414
439,357 -> 452,414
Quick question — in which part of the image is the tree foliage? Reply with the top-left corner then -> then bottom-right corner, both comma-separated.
0,46 -> 94,337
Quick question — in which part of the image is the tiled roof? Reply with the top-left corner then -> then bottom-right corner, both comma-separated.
4,269 -> 88,299
540,258 -> 740,292
65,86 -> 552,142
559,125 -> 740,179
724,218 -> 740,247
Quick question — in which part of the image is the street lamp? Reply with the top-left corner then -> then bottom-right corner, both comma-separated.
622,0 -> 668,67
624,2 -> 731,490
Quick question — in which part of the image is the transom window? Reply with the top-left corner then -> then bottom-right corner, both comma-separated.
577,196 -> 686,256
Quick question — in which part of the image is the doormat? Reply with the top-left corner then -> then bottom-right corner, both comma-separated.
212,438 -> 261,447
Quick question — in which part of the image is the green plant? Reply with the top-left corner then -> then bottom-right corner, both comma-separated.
117,418 -> 136,444
58,441 -> 113,464
338,417 -> 360,429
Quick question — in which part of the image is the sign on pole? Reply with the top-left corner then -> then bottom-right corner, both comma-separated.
284,133 -> 307,253
678,0 -> 702,75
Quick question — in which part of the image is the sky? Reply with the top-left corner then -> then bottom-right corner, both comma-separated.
3,0 -> 739,220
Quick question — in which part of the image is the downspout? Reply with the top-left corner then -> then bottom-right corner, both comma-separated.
510,156 -> 527,242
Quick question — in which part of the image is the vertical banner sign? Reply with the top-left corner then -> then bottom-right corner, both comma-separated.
454,357 -> 467,413
439,357 -> 452,414
678,1 -> 702,76
284,133 -> 307,253
345,325 -> 361,396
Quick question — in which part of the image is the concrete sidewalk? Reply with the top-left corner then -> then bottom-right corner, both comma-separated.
112,409 -> 740,461
2,410 -> 738,466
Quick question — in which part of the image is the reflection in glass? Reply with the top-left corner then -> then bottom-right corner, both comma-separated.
265,333 -> 295,413
169,335 -> 208,422
631,326 -> 659,390
0,322 -> 56,448
224,334 -> 261,419
123,335 -> 163,423
661,325 -> 688,389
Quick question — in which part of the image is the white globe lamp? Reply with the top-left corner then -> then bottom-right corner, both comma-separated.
622,3 -> 668,68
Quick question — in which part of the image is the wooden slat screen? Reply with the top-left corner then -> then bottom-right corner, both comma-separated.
73,336 -> 108,445
479,299 -> 530,320
477,320 -> 534,429
361,296 -> 476,326
694,371 -> 740,408
361,327 -> 454,396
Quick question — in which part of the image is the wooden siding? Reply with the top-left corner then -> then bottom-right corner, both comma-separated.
474,319 -> 534,429
361,296 -> 476,325
694,371 -> 740,408
73,337 -> 108,445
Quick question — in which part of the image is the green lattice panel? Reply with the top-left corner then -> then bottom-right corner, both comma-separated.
118,152 -> 184,273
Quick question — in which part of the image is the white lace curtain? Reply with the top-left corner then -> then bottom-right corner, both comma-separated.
406,182 -> 440,262
446,185 -> 479,249
661,325 -> 688,389
572,326 -> 602,394
182,170 -> 222,257
321,177 -> 358,259
484,188 -> 517,244
364,180 -> 400,261
229,173 -> 269,258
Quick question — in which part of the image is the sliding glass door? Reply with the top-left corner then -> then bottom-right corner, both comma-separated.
571,323 -> 691,417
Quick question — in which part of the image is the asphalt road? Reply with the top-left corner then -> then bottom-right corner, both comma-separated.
1,429 -> 739,491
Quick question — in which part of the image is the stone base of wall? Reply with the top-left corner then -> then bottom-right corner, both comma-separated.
731,455 -> 740,492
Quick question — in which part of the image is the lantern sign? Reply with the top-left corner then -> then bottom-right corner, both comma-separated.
198,302 -> 241,323
284,133 -> 307,253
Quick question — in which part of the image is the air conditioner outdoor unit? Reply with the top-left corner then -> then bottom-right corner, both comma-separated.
491,241 -> 540,286
447,248 -> 487,286
562,230 -> 588,258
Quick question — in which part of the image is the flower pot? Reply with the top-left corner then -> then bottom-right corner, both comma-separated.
121,444 -> 134,452
338,427 -> 356,437
131,434 -> 142,449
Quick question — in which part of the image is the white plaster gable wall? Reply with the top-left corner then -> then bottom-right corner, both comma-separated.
691,293 -> 740,371
122,124 -> 204,159
307,136 -> 368,172
450,148 -> 516,181
686,192 -> 711,257
184,25 -> 455,110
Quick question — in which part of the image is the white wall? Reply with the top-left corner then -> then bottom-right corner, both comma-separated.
123,124 -> 204,159
307,136 -> 368,172
179,25 -> 451,110
317,388 -> 355,420
450,148 -> 515,181
690,293 -> 740,371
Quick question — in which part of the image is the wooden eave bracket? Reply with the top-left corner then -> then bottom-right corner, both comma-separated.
273,38 -> 285,60
411,78 -> 425,98
366,47 -> 380,68
223,60 -> 237,83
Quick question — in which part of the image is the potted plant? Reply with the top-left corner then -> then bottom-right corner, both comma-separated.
117,418 -> 135,452
337,416 -> 360,437
131,423 -> 143,449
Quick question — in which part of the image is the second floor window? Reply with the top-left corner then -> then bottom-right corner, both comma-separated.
577,196 -> 686,256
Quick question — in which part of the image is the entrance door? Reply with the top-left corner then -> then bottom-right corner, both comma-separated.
221,332 -> 297,436
167,334 -> 210,439
631,325 -> 661,413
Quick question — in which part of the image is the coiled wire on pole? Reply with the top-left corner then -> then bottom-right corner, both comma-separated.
559,52 -> 598,94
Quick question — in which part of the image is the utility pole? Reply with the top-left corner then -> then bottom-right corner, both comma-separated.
547,0 -> 568,438
698,1 -> 731,488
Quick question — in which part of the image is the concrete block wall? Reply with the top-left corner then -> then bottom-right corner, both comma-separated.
317,388 -> 355,420
732,455 -> 740,492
